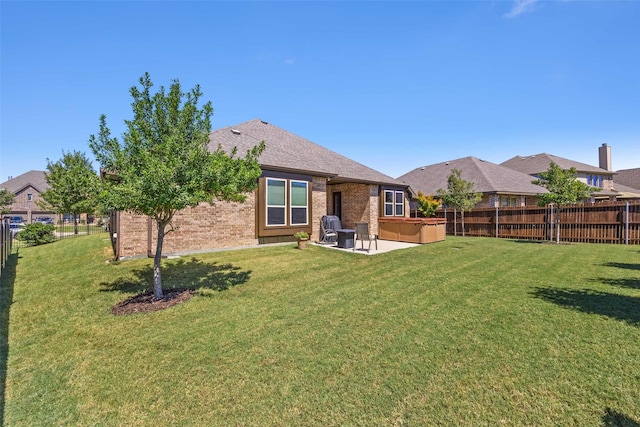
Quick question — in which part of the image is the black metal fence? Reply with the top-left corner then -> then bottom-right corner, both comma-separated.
10,220 -> 109,250
1,220 -> 12,278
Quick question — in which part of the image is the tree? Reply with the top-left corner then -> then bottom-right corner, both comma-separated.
416,191 -> 442,217
0,189 -> 15,215
436,168 -> 482,236
39,150 -> 102,234
89,73 -> 264,300
532,162 -> 599,243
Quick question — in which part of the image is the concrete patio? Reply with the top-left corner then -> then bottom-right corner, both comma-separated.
314,239 -> 418,255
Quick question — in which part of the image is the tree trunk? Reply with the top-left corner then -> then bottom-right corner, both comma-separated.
153,220 -> 167,300
74,213 -> 79,235
556,218 -> 561,244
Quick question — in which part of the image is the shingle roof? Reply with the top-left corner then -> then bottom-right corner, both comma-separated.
615,168 -> 640,191
0,170 -> 48,194
208,119 -> 406,187
397,157 -> 547,196
610,182 -> 640,197
501,153 -> 612,175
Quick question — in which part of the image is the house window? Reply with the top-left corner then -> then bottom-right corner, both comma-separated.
501,196 -> 518,207
265,178 -> 309,227
266,178 -> 286,226
384,190 -> 405,217
27,193 -> 33,201
290,180 -> 308,225
588,175 -> 603,188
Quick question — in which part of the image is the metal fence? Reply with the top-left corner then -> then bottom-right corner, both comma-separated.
10,221 -> 109,250
436,201 -> 640,244
1,220 -> 12,277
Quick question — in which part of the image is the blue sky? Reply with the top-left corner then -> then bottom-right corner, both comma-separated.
1,1 -> 639,182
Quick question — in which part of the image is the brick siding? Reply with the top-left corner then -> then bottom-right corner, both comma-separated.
117,193 -> 259,259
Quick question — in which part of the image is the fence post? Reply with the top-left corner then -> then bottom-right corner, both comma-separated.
626,201 -> 630,245
495,206 -> 499,238
454,209 -> 457,236
549,204 -> 554,242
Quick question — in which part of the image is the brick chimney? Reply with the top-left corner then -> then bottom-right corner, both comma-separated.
598,143 -> 612,171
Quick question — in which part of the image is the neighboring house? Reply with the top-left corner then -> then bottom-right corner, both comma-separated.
501,144 -> 640,201
398,156 -> 548,210
0,170 -> 58,223
112,119 -> 411,259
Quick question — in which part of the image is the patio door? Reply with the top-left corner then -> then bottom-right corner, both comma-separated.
333,192 -> 342,220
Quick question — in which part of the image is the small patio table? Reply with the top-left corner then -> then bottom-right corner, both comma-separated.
336,229 -> 355,249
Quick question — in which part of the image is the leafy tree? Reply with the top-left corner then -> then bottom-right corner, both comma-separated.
89,73 -> 264,300
436,168 -> 482,236
0,188 -> 15,215
416,191 -> 442,217
532,162 -> 599,243
39,150 -> 102,234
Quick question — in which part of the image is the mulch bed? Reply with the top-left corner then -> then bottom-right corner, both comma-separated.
111,288 -> 195,315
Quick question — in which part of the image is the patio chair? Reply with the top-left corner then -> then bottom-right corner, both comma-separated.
354,222 -> 377,252
320,216 -> 339,243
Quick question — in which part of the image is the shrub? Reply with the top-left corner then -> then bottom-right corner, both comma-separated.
416,191 -> 442,217
16,223 -> 56,246
293,231 -> 309,240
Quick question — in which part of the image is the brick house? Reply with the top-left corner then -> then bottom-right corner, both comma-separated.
0,170 -> 59,223
398,156 -> 548,210
111,119 -> 411,259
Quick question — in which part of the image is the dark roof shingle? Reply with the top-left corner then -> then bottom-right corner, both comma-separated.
398,157 -> 547,196
615,168 -> 640,191
0,170 -> 48,194
501,153 -> 612,175
208,119 -> 406,187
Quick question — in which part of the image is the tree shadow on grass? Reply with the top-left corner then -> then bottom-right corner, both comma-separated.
99,257 -> 252,295
531,287 -> 640,326
600,262 -> 640,271
0,253 -> 19,427
590,277 -> 640,291
602,407 -> 640,427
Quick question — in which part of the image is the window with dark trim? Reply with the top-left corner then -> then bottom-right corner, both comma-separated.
265,178 -> 309,227
384,190 -> 405,217
266,178 -> 286,226
290,180 -> 308,225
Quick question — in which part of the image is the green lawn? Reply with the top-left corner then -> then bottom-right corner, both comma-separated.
2,234 -> 639,426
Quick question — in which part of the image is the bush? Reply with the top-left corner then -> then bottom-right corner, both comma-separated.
16,223 -> 56,246
416,191 -> 442,217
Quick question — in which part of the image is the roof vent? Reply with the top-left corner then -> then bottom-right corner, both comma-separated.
445,162 -> 450,165
260,120 -> 268,124
231,129 -> 241,135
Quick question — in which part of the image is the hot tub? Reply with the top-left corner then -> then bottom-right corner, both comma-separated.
378,217 -> 447,244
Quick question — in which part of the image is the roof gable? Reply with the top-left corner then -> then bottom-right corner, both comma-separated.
398,157 -> 547,195
208,119 -> 406,187
0,170 -> 48,194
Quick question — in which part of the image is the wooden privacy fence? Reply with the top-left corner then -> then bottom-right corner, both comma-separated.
436,201 -> 640,244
